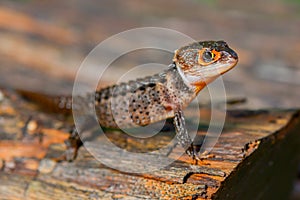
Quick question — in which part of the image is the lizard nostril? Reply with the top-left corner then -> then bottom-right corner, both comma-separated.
222,49 -> 238,60
230,50 -> 238,59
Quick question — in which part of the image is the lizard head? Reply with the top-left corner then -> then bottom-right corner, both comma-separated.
173,40 -> 238,93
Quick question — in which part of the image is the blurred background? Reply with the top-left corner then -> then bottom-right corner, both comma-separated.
0,0 -> 299,108
0,0 -> 299,198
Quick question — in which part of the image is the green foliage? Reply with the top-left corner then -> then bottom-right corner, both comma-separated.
285,0 -> 300,3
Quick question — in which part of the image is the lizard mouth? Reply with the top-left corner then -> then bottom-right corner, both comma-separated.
218,50 -> 238,74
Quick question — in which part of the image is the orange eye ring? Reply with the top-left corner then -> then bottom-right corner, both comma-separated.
211,49 -> 221,60
198,48 -> 221,65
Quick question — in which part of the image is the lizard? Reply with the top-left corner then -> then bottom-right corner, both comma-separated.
19,40 -> 238,160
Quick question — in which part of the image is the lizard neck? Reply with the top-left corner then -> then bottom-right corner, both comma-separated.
164,64 -> 198,108
174,62 -> 210,95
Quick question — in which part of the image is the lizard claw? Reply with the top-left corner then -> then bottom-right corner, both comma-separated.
64,127 -> 83,161
54,127 -> 83,162
185,144 -> 201,161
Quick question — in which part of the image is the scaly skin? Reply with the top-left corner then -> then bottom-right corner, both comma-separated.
20,40 -> 238,160
94,66 -> 194,128
92,41 -> 237,129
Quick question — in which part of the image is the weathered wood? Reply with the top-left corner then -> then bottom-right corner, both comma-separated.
0,88 -> 299,199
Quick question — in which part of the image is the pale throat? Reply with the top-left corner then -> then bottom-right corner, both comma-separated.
176,63 -> 221,94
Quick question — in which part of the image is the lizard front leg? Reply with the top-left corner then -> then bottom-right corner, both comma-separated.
173,109 -> 199,160
157,81 -> 199,160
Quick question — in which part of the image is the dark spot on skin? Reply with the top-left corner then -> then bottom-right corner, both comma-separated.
95,93 -> 101,102
148,83 -> 156,87
139,86 -> 146,91
146,112 -> 149,115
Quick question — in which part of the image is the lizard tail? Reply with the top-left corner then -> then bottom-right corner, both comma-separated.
16,89 -> 73,115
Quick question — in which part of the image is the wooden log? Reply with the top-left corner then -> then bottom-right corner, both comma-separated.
0,88 -> 299,199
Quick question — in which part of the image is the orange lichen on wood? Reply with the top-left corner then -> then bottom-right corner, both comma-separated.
0,141 -> 47,161
39,129 -> 69,147
0,104 -> 17,115
0,128 -> 68,162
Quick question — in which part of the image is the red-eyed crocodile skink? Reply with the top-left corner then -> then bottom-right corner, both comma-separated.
19,40 -> 238,160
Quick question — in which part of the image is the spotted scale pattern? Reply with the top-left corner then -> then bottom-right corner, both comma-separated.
94,64 -> 195,129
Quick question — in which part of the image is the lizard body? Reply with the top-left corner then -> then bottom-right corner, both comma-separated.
20,40 -> 238,159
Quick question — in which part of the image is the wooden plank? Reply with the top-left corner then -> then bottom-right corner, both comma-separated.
0,88 -> 299,199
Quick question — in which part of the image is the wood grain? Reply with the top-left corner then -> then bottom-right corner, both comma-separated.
0,88 -> 299,199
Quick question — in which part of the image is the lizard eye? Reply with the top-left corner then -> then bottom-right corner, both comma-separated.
202,51 -> 214,62
198,49 -> 221,65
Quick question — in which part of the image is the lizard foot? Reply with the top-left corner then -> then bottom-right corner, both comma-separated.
64,127 -> 83,161
185,144 -> 201,161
